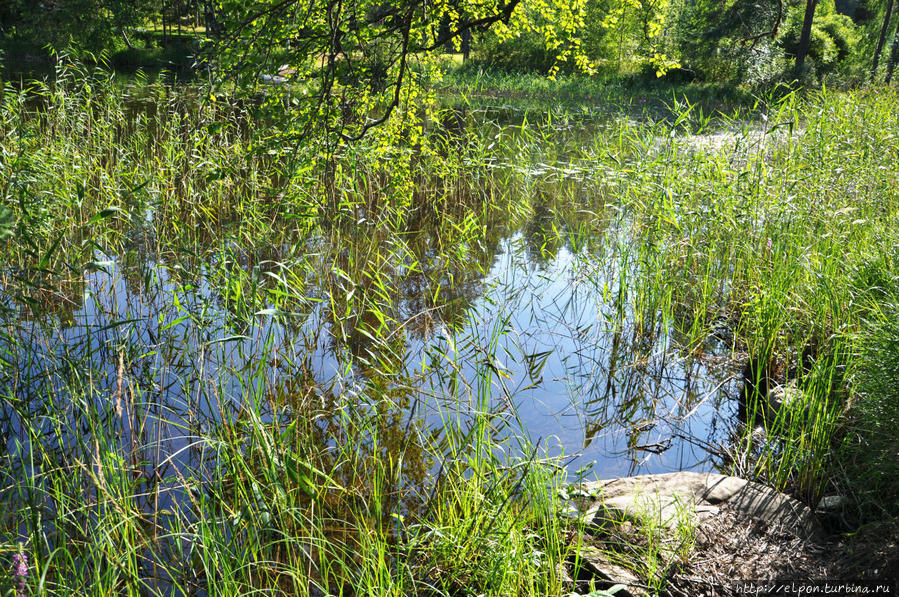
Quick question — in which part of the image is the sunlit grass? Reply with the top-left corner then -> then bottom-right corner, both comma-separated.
1,60 -> 898,594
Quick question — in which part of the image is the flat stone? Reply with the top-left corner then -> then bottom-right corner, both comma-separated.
723,480 -> 821,541
702,474 -> 748,503
568,472 -> 822,541
576,546 -> 647,597
566,473 -> 825,594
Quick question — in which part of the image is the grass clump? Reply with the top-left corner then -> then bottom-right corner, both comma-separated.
602,86 -> 899,505
844,296 -> 899,521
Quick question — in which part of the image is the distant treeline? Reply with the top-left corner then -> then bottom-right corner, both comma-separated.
0,0 -> 897,83
0,0 -> 221,63
467,0 -> 898,84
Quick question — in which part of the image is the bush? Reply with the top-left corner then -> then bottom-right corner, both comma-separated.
471,31 -> 560,74
778,9 -> 858,73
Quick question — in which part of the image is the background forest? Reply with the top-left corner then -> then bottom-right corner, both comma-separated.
1,0 -> 898,83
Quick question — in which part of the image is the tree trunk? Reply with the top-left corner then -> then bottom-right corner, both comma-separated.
120,27 -> 136,50
795,0 -> 819,71
204,1 -> 221,37
162,0 -> 168,46
887,30 -> 899,82
873,0 -> 896,80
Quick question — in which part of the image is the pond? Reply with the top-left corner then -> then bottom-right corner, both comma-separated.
3,65 -> 892,595
0,116 -> 742,488
0,81 -> 764,592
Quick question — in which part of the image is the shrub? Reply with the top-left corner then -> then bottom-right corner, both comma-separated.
778,8 -> 858,73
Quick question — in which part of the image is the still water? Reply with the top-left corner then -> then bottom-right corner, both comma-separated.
1,205 -> 739,494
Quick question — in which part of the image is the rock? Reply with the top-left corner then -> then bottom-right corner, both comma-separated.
710,477 -> 822,542
564,472 -> 824,592
570,472 -> 720,531
815,494 -> 854,532
766,380 -> 804,420
568,472 -> 822,542
556,561 -> 574,591
701,474 -> 747,502
816,495 -> 851,512
260,74 -> 288,84
576,547 -> 647,597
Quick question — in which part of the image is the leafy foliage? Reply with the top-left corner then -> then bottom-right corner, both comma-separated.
779,1 -> 859,72
599,0 -> 680,75
0,0 -> 155,52
209,0 -> 598,146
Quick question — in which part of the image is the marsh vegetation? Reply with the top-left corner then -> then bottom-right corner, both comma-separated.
0,52 -> 898,594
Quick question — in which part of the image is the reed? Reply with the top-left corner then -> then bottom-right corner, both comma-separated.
2,59 -> 899,593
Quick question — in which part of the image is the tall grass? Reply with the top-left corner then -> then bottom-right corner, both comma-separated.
2,58 -> 899,594
0,60 -> 590,595
603,86 -> 899,505
845,297 -> 899,519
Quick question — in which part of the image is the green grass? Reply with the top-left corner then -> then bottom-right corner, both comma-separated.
1,58 -> 899,593
434,66 -> 756,118
613,86 -> 897,504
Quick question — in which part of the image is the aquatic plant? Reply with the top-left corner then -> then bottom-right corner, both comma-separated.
1,59 -> 898,593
